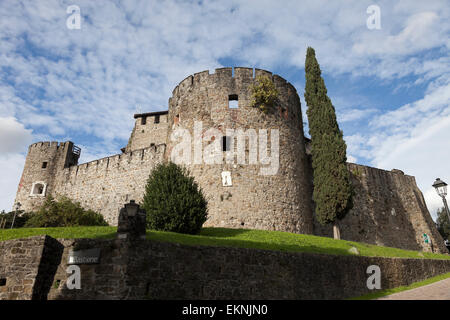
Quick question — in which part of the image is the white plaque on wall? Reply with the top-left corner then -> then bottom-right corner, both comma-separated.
221,171 -> 232,187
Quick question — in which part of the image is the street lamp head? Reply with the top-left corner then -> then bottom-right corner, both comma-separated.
432,178 -> 448,197
124,200 -> 139,216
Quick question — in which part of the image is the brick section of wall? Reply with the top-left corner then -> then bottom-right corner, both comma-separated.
0,239 -> 450,300
313,163 -> 447,254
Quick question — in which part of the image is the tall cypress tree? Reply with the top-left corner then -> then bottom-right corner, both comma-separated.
304,47 -> 353,239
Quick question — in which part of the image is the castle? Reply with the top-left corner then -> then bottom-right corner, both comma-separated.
13,67 -> 447,253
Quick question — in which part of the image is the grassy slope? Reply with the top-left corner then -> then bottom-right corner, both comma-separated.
350,272 -> 450,300
1,226 -> 449,260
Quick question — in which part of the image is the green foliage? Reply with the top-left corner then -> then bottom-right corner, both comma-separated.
436,207 -> 450,240
24,195 -> 108,228
142,162 -> 208,234
0,210 -> 32,228
250,75 -> 279,114
304,47 -> 353,225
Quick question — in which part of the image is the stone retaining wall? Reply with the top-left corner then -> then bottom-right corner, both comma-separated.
1,236 -> 449,300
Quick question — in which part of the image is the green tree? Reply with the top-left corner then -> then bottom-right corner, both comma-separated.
142,162 -> 208,234
436,207 -> 450,240
304,47 -> 353,239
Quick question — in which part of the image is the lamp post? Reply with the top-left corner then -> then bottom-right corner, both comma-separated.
432,178 -> 450,224
11,202 -> 21,229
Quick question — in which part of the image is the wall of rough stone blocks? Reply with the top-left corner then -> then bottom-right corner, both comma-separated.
0,236 -> 63,300
1,236 -> 449,300
165,68 -> 314,234
313,163 -> 447,254
50,145 -> 165,225
14,142 -> 75,213
126,114 -> 169,152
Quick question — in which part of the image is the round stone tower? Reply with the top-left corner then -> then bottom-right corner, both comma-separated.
165,67 -> 314,234
14,141 -> 80,213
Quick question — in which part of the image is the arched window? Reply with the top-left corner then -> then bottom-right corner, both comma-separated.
30,182 -> 46,196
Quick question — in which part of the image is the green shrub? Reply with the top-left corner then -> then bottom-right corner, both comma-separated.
24,196 -> 108,228
142,162 -> 208,234
0,210 -> 32,228
250,75 -> 279,114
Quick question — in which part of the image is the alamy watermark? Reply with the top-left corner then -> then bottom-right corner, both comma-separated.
66,265 -> 81,290
366,5 -> 381,30
366,265 -> 381,289
170,121 -> 279,175
66,5 -> 81,30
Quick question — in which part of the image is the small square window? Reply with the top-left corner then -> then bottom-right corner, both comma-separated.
154,115 -> 160,124
141,117 -> 147,125
42,162 -> 48,169
228,94 -> 238,109
0,278 -> 6,286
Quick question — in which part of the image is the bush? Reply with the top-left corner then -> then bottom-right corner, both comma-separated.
250,75 -> 279,114
142,162 -> 208,234
24,196 -> 108,228
0,210 -> 32,228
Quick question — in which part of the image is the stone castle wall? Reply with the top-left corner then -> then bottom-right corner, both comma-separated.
125,113 -> 169,152
166,68 -> 314,234
13,67 -> 445,253
313,163 -> 447,253
1,236 -> 449,300
52,145 -> 165,225
14,142 -> 77,213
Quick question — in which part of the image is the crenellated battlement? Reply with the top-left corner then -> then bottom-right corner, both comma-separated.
171,67 -> 297,101
28,141 -> 68,151
65,143 -> 166,174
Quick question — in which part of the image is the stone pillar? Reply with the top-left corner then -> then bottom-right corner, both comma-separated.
117,200 -> 147,240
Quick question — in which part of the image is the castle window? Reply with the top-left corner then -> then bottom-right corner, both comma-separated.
141,117 -> 147,125
0,278 -> 6,286
228,94 -> 239,109
42,162 -> 48,169
154,115 -> 160,124
222,136 -> 231,151
30,182 -> 46,197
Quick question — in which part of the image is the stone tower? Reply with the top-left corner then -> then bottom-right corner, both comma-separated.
165,67 -> 314,234
14,141 -> 80,212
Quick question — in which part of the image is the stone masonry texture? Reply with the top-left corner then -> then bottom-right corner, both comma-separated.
13,67 -> 447,253
0,236 -> 449,300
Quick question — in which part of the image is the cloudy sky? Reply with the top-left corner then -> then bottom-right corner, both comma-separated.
0,0 -> 449,219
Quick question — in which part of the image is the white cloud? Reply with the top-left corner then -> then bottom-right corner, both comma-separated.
348,80 -> 450,219
0,153 -> 26,212
0,117 -> 32,153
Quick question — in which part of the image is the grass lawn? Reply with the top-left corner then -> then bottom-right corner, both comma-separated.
0,226 -> 449,260
350,272 -> 450,300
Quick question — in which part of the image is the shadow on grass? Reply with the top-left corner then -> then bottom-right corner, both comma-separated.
147,229 -> 353,257
199,227 -> 253,238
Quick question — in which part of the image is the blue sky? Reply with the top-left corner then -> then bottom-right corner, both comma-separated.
0,0 -> 449,219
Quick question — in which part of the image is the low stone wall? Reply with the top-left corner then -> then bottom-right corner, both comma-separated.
0,236 -> 63,300
1,236 -> 449,300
